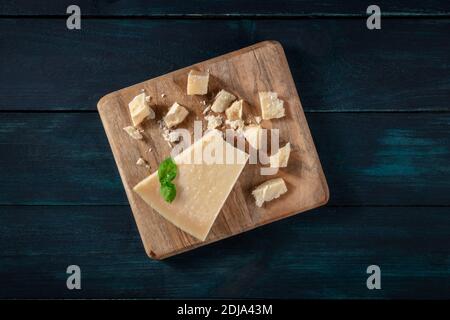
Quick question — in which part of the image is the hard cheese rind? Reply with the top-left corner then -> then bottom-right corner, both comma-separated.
133,131 -> 249,241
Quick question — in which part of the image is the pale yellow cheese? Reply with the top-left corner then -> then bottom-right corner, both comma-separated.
259,91 -> 285,120
205,114 -> 223,130
128,93 -> 155,126
269,142 -> 291,168
211,89 -> 236,113
252,178 -> 288,207
225,100 -> 243,121
225,119 -> 245,133
243,125 -> 264,150
123,126 -> 143,140
164,102 -> 189,128
133,131 -> 249,241
187,70 -> 209,95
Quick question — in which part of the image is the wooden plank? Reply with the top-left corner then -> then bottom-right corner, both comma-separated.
1,1 -> 450,16
97,41 -> 329,259
0,205 -> 448,298
1,18 -> 450,111
0,112 -> 449,206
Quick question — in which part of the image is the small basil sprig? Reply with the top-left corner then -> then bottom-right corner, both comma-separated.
158,158 -> 177,203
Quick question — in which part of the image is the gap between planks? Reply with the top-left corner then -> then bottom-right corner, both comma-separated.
1,14 -> 450,20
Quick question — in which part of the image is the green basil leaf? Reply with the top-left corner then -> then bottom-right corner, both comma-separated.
160,181 -> 176,203
158,157 -> 177,183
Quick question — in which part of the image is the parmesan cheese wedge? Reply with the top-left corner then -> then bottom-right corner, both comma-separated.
133,131 -> 249,241
187,70 -> 209,95
259,91 -> 285,120
225,100 -> 243,121
164,102 -> 189,128
128,92 -> 155,126
252,178 -> 288,207
211,89 -> 236,113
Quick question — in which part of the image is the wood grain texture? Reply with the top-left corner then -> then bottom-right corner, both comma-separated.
0,205 -> 448,298
1,112 -> 449,206
97,41 -> 329,259
1,0 -> 450,16
2,19 -> 450,111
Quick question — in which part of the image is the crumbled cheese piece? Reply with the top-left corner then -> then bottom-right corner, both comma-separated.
252,178 -> 288,207
259,91 -> 285,120
161,93 -> 166,98
269,143 -> 291,168
225,119 -> 245,133
244,125 -> 264,150
255,116 -> 262,124
123,126 -> 143,140
164,102 -> 189,128
187,70 -> 209,95
225,100 -> 243,121
136,157 -> 147,166
211,89 -> 236,113
128,92 -> 155,126
205,115 -> 223,130
146,147 -> 152,153
200,100 -> 206,106
145,95 -> 151,103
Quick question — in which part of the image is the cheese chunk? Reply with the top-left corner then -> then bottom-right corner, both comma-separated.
133,131 -> 249,241
244,125 -> 264,150
123,126 -> 143,140
187,70 -> 209,95
128,93 -> 155,126
225,100 -> 243,121
259,91 -> 285,120
211,89 -> 236,113
252,178 -> 288,207
164,102 -> 189,128
205,114 -> 223,130
269,143 -> 291,168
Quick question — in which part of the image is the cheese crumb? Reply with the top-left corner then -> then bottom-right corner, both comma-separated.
259,91 -> 285,120
187,70 -> 209,95
211,89 -> 236,113
243,125 -> 264,150
136,157 -> 147,166
123,126 -> 143,140
205,115 -> 223,130
225,119 -> 245,133
225,100 -> 243,121
164,102 -> 189,128
255,116 -> 262,124
269,143 -> 291,168
161,93 -> 166,98
252,178 -> 288,207
128,92 -> 155,126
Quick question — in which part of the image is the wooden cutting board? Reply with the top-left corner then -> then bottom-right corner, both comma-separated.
97,41 -> 329,259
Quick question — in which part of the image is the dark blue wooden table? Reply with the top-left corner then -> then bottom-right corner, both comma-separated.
0,1 -> 449,299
